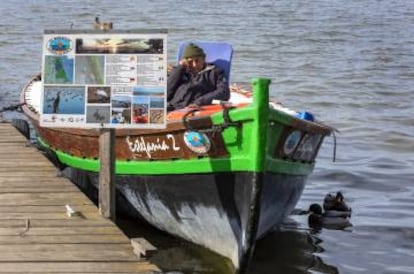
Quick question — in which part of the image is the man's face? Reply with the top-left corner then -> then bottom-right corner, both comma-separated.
186,56 -> 205,73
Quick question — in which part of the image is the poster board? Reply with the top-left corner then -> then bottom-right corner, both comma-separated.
40,29 -> 167,129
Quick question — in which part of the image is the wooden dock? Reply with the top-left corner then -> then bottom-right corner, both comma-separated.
0,122 -> 159,273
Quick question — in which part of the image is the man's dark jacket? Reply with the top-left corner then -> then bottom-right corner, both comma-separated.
167,64 -> 230,111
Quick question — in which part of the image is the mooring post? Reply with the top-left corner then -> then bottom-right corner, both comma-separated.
98,128 -> 116,220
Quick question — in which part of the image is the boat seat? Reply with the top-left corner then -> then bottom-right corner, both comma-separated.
176,41 -> 233,82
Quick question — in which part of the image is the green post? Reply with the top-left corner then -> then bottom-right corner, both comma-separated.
250,78 -> 271,172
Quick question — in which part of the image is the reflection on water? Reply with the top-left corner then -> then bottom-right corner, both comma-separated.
249,228 -> 338,274
117,213 -> 340,274
117,217 -> 235,274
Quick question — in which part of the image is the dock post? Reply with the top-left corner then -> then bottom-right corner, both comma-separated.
99,128 -> 116,220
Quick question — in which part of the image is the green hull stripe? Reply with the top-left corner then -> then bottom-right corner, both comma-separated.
38,138 -> 313,176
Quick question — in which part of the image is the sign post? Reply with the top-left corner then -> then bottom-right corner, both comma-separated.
99,128 -> 116,220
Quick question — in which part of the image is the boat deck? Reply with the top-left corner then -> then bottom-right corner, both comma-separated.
0,122 -> 159,273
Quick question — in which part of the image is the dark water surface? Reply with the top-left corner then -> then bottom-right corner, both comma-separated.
1,1 -> 413,273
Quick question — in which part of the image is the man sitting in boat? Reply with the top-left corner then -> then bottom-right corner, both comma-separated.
167,43 -> 230,111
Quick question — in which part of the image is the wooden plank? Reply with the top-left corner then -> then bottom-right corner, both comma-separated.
0,234 -> 129,244
0,131 -> 28,138
0,166 -> 58,172
0,143 -> 33,147
0,156 -> 51,161
0,204 -> 97,213
0,226 -> 120,236
0,161 -> 56,167
0,193 -> 94,206
0,185 -> 80,193
0,243 -> 137,261
0,262 -> 159,273
0,177 -> 75,185
0,218 -> 114,228
131,237 -> 157,258
0,139 -> 27,143
0,211 -> 105,220
0,144 -> 37,150
0,170 -> 60,176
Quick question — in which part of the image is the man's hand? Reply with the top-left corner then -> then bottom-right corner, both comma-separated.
179,58 -> 190,68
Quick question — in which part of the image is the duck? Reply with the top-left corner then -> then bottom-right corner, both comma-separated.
323,191 -> 352,214
93,16 -> 113,31
307,203 -> 353,231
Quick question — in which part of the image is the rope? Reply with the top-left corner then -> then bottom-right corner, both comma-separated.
332,130 -> 337,162
182,103 -> 241,135
0,102 -> 25,113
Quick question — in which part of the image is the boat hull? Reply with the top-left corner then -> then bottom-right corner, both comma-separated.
64,168 -> 307,268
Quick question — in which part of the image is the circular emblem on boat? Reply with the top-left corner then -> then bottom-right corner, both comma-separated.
183,131 -> 211,154
47,36 -> 72,55
283,130 -> 302,155
294,133 -> 321,161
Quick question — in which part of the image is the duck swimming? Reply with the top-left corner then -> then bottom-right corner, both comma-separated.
93,16 -> 113,31
323,191 -> 352,214
308,203 -> 353,231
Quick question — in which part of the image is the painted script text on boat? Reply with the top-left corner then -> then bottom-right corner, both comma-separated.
126,134 -> 181,158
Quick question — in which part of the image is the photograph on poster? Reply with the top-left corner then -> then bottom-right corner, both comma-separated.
43,86 -> 85,114
74,55 -> 104,85
44,55 -> 74,84
150,97 -> 164,108
132,96 -> 149,124
133,86 -> 164,96
149,109 -> 164,124
112,95 -> 132,108
87,86 -> 111,104
86,105 -> 110,123
76,38 -> 163,54
111,107 -> 130,124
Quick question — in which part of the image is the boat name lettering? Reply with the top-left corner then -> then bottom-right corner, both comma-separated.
126,134 -> 181,158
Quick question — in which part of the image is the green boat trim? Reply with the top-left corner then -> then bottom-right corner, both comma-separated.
38,136 -> 314,176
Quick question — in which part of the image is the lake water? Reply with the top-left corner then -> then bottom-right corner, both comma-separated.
1,0 -> 413,273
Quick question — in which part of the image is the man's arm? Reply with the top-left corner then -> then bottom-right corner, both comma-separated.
167,65 -> 186,101
193,68 -> 230,105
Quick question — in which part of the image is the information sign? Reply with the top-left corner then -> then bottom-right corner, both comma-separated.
40,30 -> 167,128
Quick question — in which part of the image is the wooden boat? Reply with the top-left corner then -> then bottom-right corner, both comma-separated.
21,66 -> 332,271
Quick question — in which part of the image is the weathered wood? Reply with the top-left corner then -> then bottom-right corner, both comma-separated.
0,192 -> 94,206
0,161 -> 57,167
0,218 -> 114,228
0,226 -> 120,236
0,123 -> 159,273
0,234 -> 129,244
0,170 -> 61,176
0,243 -> 138,261
131,237 -> 157,258
0,185 -> 79,193
0,204 -> 96,213
99,128 -> 116,220
0,262 -> 159,273
0,210 -> 104,220
0,177 -> 75,185
0,233 -> 129,245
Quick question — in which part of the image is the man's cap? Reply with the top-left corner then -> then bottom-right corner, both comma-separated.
182,43 -> 206,59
